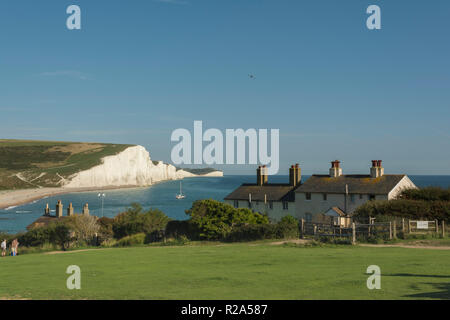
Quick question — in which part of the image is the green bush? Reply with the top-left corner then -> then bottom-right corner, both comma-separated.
97,216 -> 114,242
226,224 -> 277,242
186,199 -> 269,240
113,203 -> 171,239
19,227 -> 53,247
144,230 -> 165,244
49,223 -> 72,250
275,215 -> 299,239
165,220 -> 200,240
115,233 -> 146,247
353,199 -> 450,222
400,187 -> 450,201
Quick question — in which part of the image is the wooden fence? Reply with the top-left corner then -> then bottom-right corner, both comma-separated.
299,218 -> 447,244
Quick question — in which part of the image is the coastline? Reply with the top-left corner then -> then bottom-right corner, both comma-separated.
0,185 -> 143,210
0,173 -> 223,210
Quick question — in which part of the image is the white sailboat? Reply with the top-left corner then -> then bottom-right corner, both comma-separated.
176,181 -> 186,199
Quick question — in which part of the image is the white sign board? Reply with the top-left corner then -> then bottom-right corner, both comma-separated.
417,221 -> 429,229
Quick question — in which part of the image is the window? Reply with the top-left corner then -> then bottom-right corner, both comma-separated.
369,194 -> 376,201
233,200 -> 239,208
305,193 -> 312,201
269,201 -> 273,209
359,194 -> 363,200
283,201 -> 289,210
322,193 -> 327,201
350,194 -> 355,203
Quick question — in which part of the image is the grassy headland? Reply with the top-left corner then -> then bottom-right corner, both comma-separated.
0,139 -> 133,190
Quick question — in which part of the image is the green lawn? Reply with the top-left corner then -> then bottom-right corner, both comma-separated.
1,244 -> 449,300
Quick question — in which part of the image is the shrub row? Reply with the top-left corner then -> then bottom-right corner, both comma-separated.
353,199 -> 450,223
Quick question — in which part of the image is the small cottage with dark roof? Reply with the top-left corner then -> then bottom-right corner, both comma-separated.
224,164 -> 301,221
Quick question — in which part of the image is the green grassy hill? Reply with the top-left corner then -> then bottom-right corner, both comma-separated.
0,139 -> 133,190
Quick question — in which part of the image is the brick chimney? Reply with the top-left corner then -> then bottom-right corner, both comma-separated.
257,165 -> 268,186
56,200 -> 63,218
82,203 -> 90,216
370,160 -> 384,178
329,160 -> 343,178
44,203 -> 50,216
289,163 -> 302,186
67,203 -> 74,217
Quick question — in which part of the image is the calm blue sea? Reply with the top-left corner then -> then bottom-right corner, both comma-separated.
1,175 -> 449,234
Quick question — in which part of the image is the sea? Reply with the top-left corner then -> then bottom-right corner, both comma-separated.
1,175 -> 449,234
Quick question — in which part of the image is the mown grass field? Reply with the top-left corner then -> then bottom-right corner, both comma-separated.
1,243 -> 449,300
0,139 -> 132,189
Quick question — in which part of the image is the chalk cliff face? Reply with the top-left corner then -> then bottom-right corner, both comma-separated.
63,145 -> 222,188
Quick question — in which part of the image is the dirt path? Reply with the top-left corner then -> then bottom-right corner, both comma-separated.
45,248 -> 110,255
269,239 -> 312,246
359,243 -> 450,250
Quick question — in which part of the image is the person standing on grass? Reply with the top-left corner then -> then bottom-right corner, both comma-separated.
14,239 -> 19,256
11,239 -> 17,256
1,239 -> 6,257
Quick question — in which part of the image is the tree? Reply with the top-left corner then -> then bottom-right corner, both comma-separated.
49,223 -> 72,251
112,203 -> 171,239
66,215 -> 100,244
185,199 -> 269,240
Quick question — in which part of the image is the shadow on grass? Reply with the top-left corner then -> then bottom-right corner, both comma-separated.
387,273 -> 450,299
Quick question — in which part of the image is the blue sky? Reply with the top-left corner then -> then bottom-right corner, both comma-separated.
0,0 -> 449,175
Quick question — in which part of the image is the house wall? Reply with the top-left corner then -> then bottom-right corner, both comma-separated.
294,192 -> 388,220
224,199 -> 295,222
388,176 -> 417,199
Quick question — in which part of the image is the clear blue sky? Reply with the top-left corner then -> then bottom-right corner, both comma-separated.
1,1 -> 449,175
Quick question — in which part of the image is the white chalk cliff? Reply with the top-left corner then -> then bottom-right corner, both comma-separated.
63,145 -> 222,188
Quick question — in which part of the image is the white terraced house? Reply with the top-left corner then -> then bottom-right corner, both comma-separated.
224,160 -> 417,225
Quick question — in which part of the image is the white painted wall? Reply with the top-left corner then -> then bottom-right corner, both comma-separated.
224,199 -> 295,222
294,192 -> 388,219
388,176 -> 417,199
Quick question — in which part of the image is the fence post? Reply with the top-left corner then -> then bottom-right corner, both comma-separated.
300,219 -> 305,239
352,222 -> 356,245
393,221 -> 397,239
313,225 -> 317,236
389,222 -> 393,240
435,219 -> 439,233
402,218 -> 405,233
442,221 -> 446,238
408,219 -> 411,234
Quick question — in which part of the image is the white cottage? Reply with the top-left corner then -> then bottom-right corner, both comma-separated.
224,160 -> 417,224
294,160 -> 417,223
